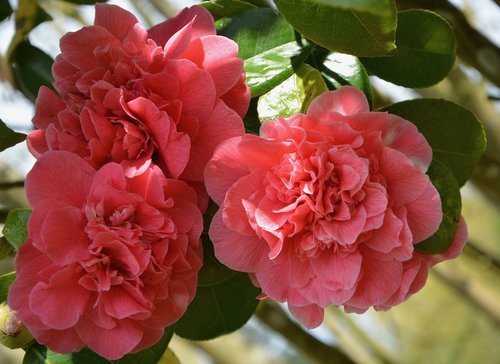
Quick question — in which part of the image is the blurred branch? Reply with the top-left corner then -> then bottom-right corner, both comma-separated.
255,302 -> 355,364
0,181 -> 24,190
471,155 -> 500,207
396,0 -> 500,87
432,268 -> 500,329
148,0 -> 180,18
463,241 -> 500,274
0,209 -> 8,223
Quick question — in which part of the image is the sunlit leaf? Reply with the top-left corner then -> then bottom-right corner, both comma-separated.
0,119 -> 26,152
219,7 -> 294,59
175,272 -> 260,340
201,0 -> 257,19
361,10 -> 455,88
0,272 -> 15,302
2,208 -> 31,249
273,0 -> 397,56
383,99 -> 486,186
321,52 -> 373,106
245,41 -> 313,96
415,161 -> 461,254
257,63 -> 328,121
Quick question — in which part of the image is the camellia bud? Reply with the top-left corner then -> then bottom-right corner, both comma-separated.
0,302 -> 34,349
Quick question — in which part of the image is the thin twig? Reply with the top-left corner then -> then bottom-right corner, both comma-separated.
0,180 -> 24,190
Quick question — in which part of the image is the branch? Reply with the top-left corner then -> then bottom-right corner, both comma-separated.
0,180 -> 24,190
255,302 -> 355,364
463,241 -> 500,274
396,0 -> 500,87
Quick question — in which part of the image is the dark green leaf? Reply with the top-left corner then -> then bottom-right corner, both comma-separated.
321,52 -> 373,107
2,208 -> 31,249
23,343 -> 48,364
201,0 -> 257,19
219,7 -> 294,59
415,161 -> 461,254
273,0 -> 397,56
245,41 -> 313,97
12,41 -> 54,102
383,99 -> 486,186
361,10 -> 455,88
175,272 -> 260,340
257,63 -> 328,121
0,119 -> 26,152
59,0 -> 107,4
0,237 -> 16,261
0,0 -> 13,22
0,271 -> 15,302
198,235 -> 238,286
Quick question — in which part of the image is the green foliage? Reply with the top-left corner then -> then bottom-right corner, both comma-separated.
361,10 -> 455,88
59,0 -> 107,4
2,208 -> 31,249
0,119 -> 26,152
0,237 -> 16,261
12,41 -> 54,102
415,162 -> 462,254
174,271 -> 260,340
198,236 -> 238,286
0,0 -> 12,22
219,7 -> 295,59
273,0 -> 397,56
245,41 -> 313,96
384,99 -> 486,186
257,63 -> 328,121
201,0 -> 257,19
0,271 -> 16,302
320,52 -> 373,106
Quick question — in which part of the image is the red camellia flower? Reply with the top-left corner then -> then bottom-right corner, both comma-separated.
27,4 -> 248,185
8,151 -> 203,359
205,86 -> 467,328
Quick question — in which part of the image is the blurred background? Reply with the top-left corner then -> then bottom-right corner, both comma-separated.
0,0 -> 499,363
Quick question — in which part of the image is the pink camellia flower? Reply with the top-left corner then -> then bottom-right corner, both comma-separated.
205,86 -> 467,328
8,151 -> 203,359
28,4 -> 248,184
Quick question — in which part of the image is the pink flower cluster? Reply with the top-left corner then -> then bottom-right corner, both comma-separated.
9,4 -> 248,360
205,86 -> 467,327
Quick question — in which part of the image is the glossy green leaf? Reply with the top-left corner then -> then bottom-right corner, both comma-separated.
201,0 -> 257,19
219,7 -> 294,59
415,161 -> 461,254
0,0 -> 12,22
0,119 -> 26,152
2,208 -> 31,249
0,271 -> 15,302
175,272 -> 260,340
12,41 -> 54,102
0,237 -> 16,261
198,235 -> 238,286
384,99 -> 486,187
257,63 -> 328,121
321,52 -> 373,106
273,0 -> 397,56
245,41 -> 313,97
23,344 -> 72,364
361,10 -> 455,88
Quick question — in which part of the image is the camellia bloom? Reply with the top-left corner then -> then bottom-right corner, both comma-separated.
28,4 -> 248,184
205,86 -> 467,327
8,151 -> 203,359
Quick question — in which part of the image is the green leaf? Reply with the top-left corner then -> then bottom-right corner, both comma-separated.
201,0 -> 257,20
361,10 -> 455,88
219,7 -> 294,59
273,0 -> 397,56
0,271 -> 15,302
415,161 -> 461,254
321,52 -> 373,107
0,119 -> 26,152
23,343 -> 49,364
12,41 -> 54,102
0,237 -> 16,261
245,41 -> 313,97
0,0 -> 12,22
383,99 -> 486,186
59,0 -> 107,4
198,235 -> 238,286
257,63 -> 328,121
2,208 -> 31,249
175,272 -> 260,340
157,348 -> 181,364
